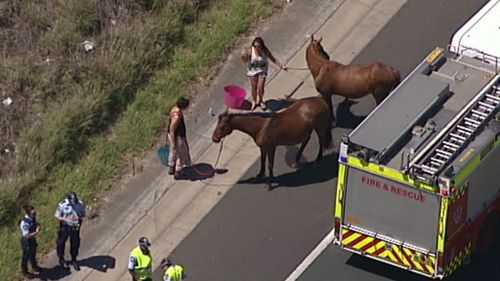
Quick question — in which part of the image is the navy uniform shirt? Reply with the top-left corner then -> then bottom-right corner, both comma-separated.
54,198 -> 85,227
20,215 -> 38,238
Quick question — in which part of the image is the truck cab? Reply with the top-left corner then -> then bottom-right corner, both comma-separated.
450,0 -> 500,66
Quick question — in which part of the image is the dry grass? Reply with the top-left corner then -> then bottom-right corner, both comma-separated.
0,0 -> 283,279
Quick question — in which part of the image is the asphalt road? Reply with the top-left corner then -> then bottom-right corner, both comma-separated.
153,1 -> 495,280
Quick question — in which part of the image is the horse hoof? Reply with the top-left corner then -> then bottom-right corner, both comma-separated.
256,173 -> 265,179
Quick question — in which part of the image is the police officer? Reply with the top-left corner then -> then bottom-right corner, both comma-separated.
160,258 -> 185,281
55,191 -> 85,271
20,204 -> 42,278
128,237 -> 153,281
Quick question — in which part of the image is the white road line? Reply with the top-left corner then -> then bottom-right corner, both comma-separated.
284,0 -> 407,279
284,229 -> 335,281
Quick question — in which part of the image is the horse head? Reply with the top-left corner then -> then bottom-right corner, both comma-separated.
212,110 -> 233,143
308,35 -> 330,60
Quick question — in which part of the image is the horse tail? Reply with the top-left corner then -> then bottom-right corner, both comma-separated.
323,109 -> 334,152
391,67 -> 401,90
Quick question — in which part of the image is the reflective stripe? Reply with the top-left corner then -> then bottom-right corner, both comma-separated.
165,265 -> 184,281
131,247 -> 152,280
454,138 -> 500,186
341,228 -> 436,276
335,164 -> 347,218
437,197 -> 449,252
444,242 -> 471,276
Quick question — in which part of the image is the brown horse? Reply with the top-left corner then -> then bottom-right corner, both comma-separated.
306,35 -> 401,120
212,96 -> 333,183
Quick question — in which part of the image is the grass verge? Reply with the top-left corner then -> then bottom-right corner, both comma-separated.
1,0 -> 280,279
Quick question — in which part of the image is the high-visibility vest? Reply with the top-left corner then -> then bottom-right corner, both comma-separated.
130,246 -> 152,280
164,264 -> 184,281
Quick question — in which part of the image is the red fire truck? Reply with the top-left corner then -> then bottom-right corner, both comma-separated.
333,1 -> 500,278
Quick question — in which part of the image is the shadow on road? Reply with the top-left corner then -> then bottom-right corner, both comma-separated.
36,265 -> 70,281
274,152 -> 338,188
78,255 -> 116,272
346,255 -> 429,281
180,163 -> 228,181
232,98 -> 295,112
266,98 -> 295,112
335,99 -> 366,129
36,255 -> 115,280
239,99 -> 253,111
237,150 -> 338,189
346,247 -> 500,281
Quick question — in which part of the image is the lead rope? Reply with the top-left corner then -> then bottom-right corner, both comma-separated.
190,138 -> 224,177
212,138 -> 224,168
285,66 -> 309,70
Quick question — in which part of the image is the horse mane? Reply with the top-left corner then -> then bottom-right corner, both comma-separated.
306,41 -> 330,62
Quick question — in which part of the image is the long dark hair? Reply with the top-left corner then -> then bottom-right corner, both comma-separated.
176,97 -> 190,109
251,37 -> 270,56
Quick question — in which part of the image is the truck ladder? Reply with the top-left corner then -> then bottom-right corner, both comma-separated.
412,78 -> 500,181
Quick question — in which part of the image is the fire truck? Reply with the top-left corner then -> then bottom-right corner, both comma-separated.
333,1 -> 500,278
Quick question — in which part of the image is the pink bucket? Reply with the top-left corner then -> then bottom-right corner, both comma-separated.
223,85 -> 246,109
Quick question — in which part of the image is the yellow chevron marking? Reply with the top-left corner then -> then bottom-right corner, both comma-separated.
428,256 -> 436,274
379,249 -> 390,259
424,262 -> 435,274
404,248 -> 423,271
366,241 -> 385,254
352,237 -> 436,275
391,245 -> 410,267
342,229 -> 349,236
445,244 -> 471,276
451,184 -> 467,203
353,236 -> 374,250
342,232 -> 361,245
429,256 -> 435,264
386,251 -> 398,263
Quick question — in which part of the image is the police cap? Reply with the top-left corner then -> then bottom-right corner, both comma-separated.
160,258 -> 172,268
138,236 -> 151,247
67,191 -> 78,200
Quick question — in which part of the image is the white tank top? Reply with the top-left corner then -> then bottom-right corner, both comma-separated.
247,46 -> 269,76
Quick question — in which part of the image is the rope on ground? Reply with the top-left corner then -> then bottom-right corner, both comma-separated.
191,139 -> 224,176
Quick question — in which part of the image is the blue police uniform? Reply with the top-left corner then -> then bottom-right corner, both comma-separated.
55,195 -> 85,267
20,215 -> 40,274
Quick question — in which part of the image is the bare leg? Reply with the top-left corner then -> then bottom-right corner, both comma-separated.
292,137 -> 310,168
257,147 -> 266,178
257,76 -> 267,110
250,76 -> 258,110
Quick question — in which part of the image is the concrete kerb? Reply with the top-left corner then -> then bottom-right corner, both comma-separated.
68,0 -> 351,278
151,1 -> 408,280
75,120 -> 267,280
52,0 -> 416,279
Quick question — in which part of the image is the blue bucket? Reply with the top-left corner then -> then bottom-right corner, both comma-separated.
157,144 -> 170,166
